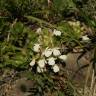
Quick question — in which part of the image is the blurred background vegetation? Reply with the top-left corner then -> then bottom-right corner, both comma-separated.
0,0 -> 96,96
0,0 -> 96,69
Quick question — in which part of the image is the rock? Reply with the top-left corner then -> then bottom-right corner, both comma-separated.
65,52 -> 93,86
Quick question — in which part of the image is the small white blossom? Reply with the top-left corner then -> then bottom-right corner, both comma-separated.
29,59 -> 35,66
43,48 -> 52,57
59,55 -> 67,61
48,57 -> 55,66
36,28 -> 42,34
37,66 -> 46,73
33,44 -> 40,52
53,48 -> 61,56
53,29 -> 61,36
52,64 -> 60,73
38,59 -> 46,68
82,35 -> 90,42
37,66 -> 44,73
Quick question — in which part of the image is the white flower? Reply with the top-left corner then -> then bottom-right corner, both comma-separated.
37,66 -> 44,73
48,57 -> 55,66
33,44 -> 40,52
36,28 -> 42,34
53,29 -> 61,36
38,59 -> 46,68
52,64 -> 60,73
82,35 -> 90,42
29,59 -> 35,66
59,55 -> 67,61
43,48 -> 52,57
53,48 -> 61,56
37,66 -> 46,73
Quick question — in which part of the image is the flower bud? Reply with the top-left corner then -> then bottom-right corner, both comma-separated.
36,28 -> 42,34
53,29 -> 61,36
29,59 -> 35,66
33,44 -> 40,52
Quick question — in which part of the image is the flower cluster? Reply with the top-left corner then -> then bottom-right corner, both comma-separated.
29,27 -> 90,74
29,28 -> 68,73
30,45 -> 67,73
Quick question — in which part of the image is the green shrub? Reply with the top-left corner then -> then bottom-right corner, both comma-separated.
0,21 -> 38,69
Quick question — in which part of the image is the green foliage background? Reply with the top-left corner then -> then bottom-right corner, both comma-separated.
0,0 -> 96,69
0,0 -> 96,96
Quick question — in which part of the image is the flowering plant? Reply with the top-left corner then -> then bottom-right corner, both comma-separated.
29,24 -> 90,73
29,28 -> 68,73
